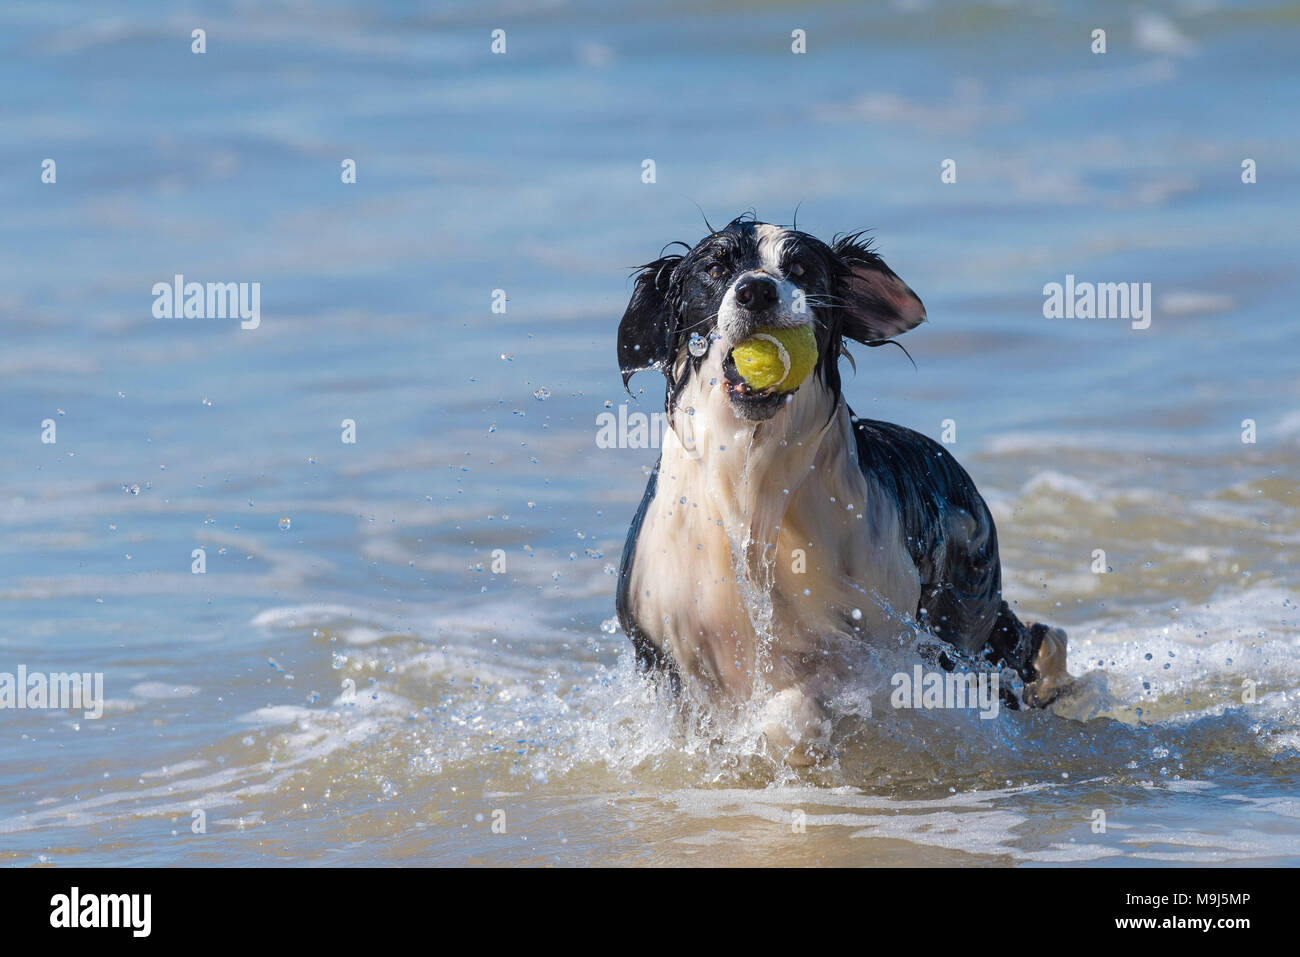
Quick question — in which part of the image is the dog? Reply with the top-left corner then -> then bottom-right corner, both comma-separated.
614,214 -> 1072,763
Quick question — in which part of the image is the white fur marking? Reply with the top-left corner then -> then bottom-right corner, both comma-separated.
717,227 -> 812,345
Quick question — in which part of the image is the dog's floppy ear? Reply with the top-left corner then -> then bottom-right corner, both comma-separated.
832,233 -> 926,344
617,254 -> 681,388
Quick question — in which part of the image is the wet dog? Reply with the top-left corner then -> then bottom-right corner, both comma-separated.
615,215 -> 1071,763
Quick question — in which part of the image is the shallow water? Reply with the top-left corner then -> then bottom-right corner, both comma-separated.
1,0 -> 1298,866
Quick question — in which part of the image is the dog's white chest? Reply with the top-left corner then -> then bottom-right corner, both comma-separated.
626,394 -> 921,699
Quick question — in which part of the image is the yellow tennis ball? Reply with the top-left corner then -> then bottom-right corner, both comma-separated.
731,325 -> 818,393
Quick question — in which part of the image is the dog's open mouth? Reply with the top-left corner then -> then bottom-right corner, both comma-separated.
722,348 -> 791,418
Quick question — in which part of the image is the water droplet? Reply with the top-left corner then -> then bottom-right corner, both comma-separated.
533,387 -> 551,400
600,617 -> 619,634
279,517 -> 291,531
688,332 -> 709,357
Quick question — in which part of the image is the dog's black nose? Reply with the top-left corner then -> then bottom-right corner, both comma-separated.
735,275 -> 778,311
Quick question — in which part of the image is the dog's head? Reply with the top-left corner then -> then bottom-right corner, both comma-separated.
618,215 -> 926,422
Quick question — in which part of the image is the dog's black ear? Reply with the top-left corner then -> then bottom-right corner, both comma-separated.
832,233 -> 926,344
617,254 -> 681,388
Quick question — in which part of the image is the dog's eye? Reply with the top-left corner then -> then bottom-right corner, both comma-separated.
790,262 -> 806,278
706,261 -> 724,279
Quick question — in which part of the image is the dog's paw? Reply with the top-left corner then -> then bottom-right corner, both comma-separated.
759,687 -> 832,767
1024,624 -> 1073,708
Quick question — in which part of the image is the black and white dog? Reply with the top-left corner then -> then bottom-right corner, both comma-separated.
615,215 -> 1071,762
